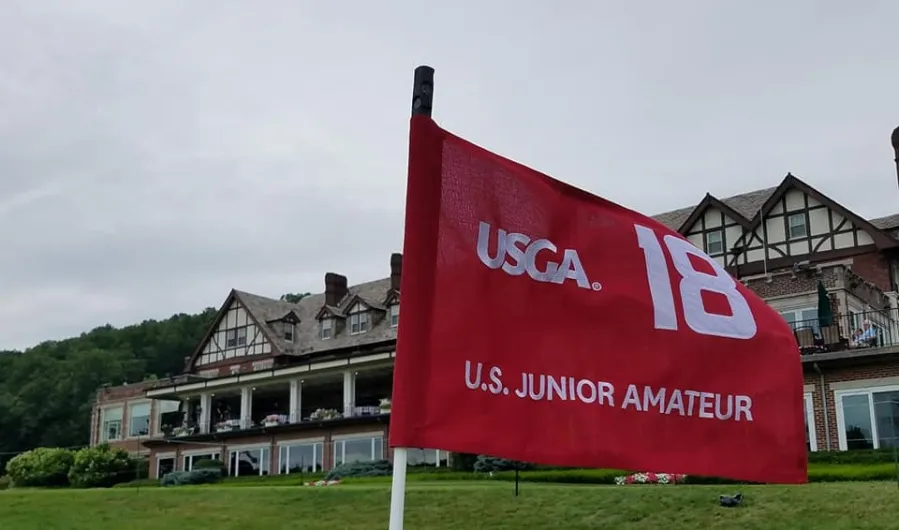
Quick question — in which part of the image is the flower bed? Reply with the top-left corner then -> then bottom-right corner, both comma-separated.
614,472 -> 686,485
304,480 -> 341,487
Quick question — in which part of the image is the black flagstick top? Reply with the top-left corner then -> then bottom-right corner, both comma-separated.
411,65 -> 435,118
892,126 -> 899,191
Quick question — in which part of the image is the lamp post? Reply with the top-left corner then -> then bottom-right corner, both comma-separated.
892,126 -> 899,190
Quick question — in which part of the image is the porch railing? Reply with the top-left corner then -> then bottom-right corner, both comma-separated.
163,404 -> 389,438
787,307 -> 899,356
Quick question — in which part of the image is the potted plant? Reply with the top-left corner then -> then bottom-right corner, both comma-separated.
263,414 -> 282,427
172,426 -> 191,437
310,408 -> 341,421
215,421 -> 232,433
379,398 -> 391,414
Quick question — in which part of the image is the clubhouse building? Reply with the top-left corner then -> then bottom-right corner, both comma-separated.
91,173 -> 899,478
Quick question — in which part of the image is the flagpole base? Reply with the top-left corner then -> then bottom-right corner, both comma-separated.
388,447 -> 409,530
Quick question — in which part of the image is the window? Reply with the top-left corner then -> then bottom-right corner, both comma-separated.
182,452 -> 220,471
779,308 -> 819,333
100,407 -> 123,442
228,446 -> 271,477
156,455 -> 176,478
333,435 -> 383,466
154,400 -> 181,436
284,322 -> 295,342
389,304 -> 399,328
349,311 -> 369,334
278,441 -> 324,473
226,327 -> 248,348
804,393 -> 817,451
705,230 -> 724,256
127,402 -> 150,437
321,318 -> 333,340
836,387 -> 899,450
788,213 -> 807,239
407,448 -> 444,467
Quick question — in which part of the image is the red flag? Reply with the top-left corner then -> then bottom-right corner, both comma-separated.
390,115 -> 807,484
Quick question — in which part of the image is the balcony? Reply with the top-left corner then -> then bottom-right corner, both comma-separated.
788,307 -> 899,359
155,366 -> 393,440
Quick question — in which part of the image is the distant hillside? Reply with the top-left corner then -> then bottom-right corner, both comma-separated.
0,307 -> 218,462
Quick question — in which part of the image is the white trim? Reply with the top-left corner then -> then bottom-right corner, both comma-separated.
181,448 -> 222,457
155,452 -> 176,459
99,405 -> 124,442
332,434 -> 384,466
804,392 -> 817,452
834,384 -> 899,450
227,442 -> 272,451
331,431 -> 384,441
276,436 -> 325,446
126,400 -> 152,439
227,445 -> 270,477
146,353 -> 396,398
277,440 -> 324,474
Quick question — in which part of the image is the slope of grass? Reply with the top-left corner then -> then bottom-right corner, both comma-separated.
3,481 -> 899,529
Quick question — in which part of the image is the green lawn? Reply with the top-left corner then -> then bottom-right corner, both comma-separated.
2,481 -> 898,529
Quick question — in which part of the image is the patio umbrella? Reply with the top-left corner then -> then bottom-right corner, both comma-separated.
817,281 -> 834,327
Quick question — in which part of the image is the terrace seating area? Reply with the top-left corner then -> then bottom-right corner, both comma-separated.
788,308 -> 899,356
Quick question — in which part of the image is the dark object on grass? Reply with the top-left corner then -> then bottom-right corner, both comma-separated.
719,493 -> 744,507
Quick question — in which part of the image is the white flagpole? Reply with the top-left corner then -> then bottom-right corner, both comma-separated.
388,447 -> 409,530
388,64 -> 434,530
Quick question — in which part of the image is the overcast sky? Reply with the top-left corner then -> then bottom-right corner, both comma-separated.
1,1 -> 898,350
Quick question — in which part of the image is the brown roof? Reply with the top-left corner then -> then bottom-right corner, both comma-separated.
233,277 -> 397,359
651,187 -> 777,230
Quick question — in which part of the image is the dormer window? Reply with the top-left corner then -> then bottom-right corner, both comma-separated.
321,318 -> 333,340
389,304 -> 399,328
349,304 -> 369,334
284,322 -> 295,342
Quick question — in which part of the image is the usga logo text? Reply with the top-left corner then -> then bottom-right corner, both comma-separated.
476,221 -> 601,291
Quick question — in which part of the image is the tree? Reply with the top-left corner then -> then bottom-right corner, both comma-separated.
279,292 -> 311,304
0,309 -> 217,461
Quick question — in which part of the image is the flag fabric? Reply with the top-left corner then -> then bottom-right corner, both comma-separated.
390,115 -> 807,484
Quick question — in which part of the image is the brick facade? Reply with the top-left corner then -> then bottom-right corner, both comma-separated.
93,380 -> 162,455
803,356 -> 899,452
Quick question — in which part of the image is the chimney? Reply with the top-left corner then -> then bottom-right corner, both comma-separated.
390,253 -> 403,291
324,272 -> 348,306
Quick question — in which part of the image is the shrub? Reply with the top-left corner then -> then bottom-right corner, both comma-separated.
5,447 -> 74,488
473,455 -> 533,473
0,475 -> 10,490
324,460 -> 392,481
160,468 -> 222,487
809,448 -> 899,465
67,445 -> 135,488
193,458 -> 226,476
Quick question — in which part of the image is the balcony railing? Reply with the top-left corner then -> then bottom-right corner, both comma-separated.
787,308 -> 899,356
160,404 -> 388,438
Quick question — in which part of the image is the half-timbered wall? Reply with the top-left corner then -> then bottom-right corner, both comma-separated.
194,300 -> 271,367
723,189 -> 875,267
684,207 -> 744,267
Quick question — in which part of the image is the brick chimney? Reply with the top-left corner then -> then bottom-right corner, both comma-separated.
390,253 -> 402,291
324,273 -> 348,306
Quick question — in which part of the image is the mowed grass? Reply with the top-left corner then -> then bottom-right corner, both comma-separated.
2,481 -> 899,529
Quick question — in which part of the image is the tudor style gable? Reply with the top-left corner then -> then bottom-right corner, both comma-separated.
679,194 -> 753,267
187,291 -> 279,372
728,174 -> 897,270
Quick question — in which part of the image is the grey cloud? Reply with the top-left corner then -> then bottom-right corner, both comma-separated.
1,0 -> 899,349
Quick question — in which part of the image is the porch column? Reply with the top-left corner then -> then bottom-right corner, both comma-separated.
199,393 -> 211,434
343,370 -> 356,417
289,379 -> 302,423
240,387 -> 253,429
